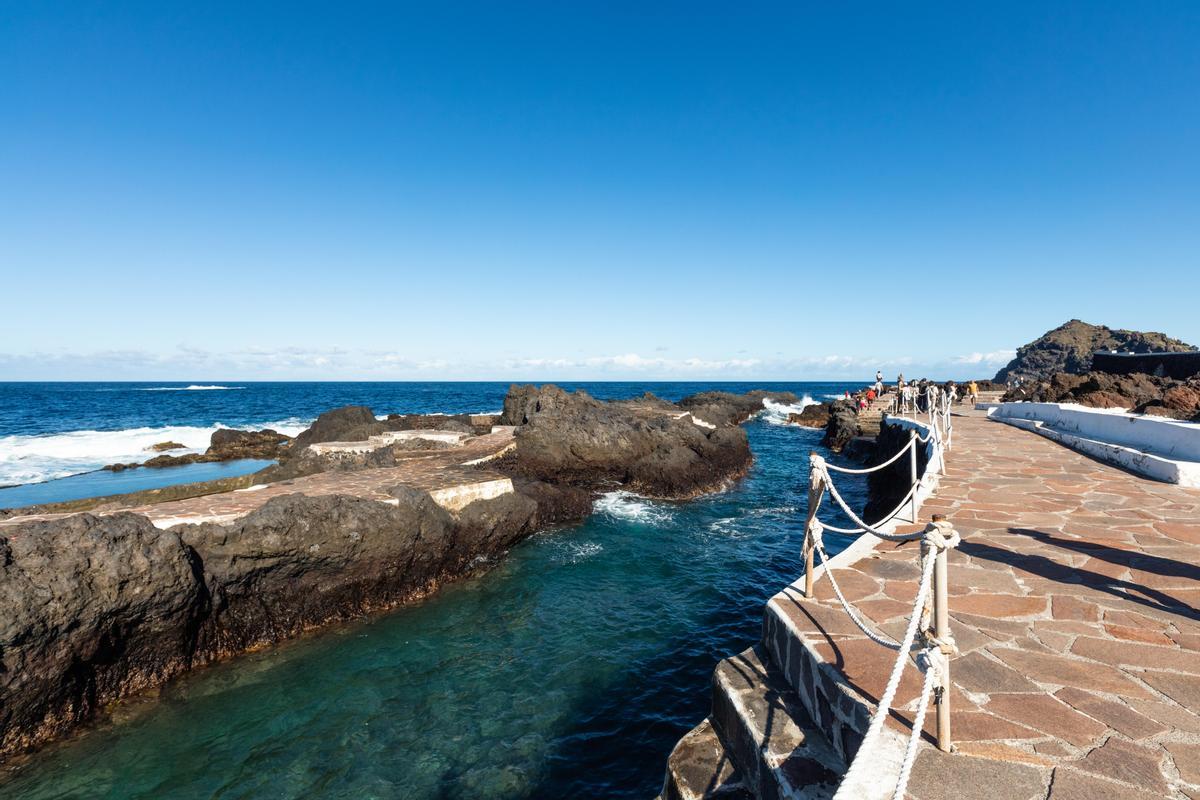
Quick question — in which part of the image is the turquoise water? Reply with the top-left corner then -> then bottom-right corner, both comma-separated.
0,459 -> 274,508
1,417 -> 863,799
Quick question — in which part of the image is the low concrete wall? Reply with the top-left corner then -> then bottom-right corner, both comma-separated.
988,402 -> 1200,487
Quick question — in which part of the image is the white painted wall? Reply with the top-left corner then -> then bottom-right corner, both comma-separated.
988,402 -> 1200,487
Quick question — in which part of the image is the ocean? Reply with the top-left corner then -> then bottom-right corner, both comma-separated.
0,381 -> 870,799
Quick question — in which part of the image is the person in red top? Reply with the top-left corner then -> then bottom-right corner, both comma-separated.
866,387 -> 876,406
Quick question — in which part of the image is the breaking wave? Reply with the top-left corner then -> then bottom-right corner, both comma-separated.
593,491 -> 675,524
137,385 -> 244,391
0,418 -> 311,486
759,396 -> 818,426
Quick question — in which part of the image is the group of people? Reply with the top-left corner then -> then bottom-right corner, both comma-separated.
845,371 -> 979,415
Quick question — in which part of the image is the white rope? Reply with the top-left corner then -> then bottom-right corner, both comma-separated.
821,436 -> 916,475
818,464 -> 927,542
810,522 -> 903,650
832,548 -> 937,800
893,653 -> 940,800
817,475 -> 924,535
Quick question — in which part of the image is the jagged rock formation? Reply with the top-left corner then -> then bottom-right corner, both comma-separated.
994,319 -> 1195,383
0,488 -> 541,759
1003,371 -> 1200,420
788,403 -> 830,428
821,400 -> 861,453
107,428 -> 293,471
497,385 -> 755,498
677,390 -> 800,428
0,384 -> 781,759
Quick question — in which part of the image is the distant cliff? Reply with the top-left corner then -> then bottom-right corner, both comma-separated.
994,319 -> 1195,383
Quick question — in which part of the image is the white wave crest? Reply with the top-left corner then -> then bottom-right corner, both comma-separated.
0,417 -> 311,486
137,385 -> 244,391
759,396 -> 818,426
593,491 -> 675,524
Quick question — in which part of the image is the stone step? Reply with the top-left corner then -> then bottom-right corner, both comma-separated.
660,717 -> 753,800
710,645 -> 844,800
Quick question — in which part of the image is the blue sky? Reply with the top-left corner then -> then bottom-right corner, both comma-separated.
2,2 -> 1197,381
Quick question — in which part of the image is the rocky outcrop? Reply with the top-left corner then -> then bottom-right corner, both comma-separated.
497,385 -> 753,498
678,390 -> 800,427
788,403 -> 830,428
107,428 -> 292,471
863,421 -> 928,523
291,405 -> 381,448
1002,371 -> 1200,420
994,319 -> 1195,383
148,441 -> 186,452
0,514 -> 207,758
0,488 -> 541,760
1,384 -> 779,759
821,400 -> 861,453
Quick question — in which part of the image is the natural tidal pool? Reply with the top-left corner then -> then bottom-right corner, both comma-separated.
1,399 -> 865,800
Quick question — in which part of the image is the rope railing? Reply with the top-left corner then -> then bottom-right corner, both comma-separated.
800,405 -> 960,800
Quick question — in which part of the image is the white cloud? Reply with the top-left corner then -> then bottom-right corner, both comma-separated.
953,350 -> 1016,366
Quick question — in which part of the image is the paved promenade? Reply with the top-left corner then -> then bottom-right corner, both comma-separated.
774,406 -> 1200,799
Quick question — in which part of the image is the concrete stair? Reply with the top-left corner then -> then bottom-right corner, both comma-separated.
660,718 -> 753,800
660,646 -> 844,800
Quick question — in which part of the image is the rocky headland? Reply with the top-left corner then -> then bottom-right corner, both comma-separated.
0,384 -> 793,761
994,319 -> 1195,383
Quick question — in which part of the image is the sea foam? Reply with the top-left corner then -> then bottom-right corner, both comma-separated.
593,491 -> 675,524
137,385 -> 244,391
759,396 -> 818,426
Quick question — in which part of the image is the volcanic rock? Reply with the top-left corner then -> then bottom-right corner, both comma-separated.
147,441 -> 186,452
822,400 -> 861,453
1002,370 -> 1200,418
788,403 -> 831,428
291,405 -> 382,448
677,390 -> 800,427
0,513 -> 206,758
995,319 -> 1194,383
498,385 -> 753,498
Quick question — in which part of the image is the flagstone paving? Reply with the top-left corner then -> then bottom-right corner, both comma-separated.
775,407 -> 1200,799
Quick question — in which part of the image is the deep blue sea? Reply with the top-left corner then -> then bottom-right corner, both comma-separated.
0,382 -> 869,799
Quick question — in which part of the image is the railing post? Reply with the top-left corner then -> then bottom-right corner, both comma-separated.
803,453 -> 824,598
908,430 -> 918,522
930,514 -> 957,752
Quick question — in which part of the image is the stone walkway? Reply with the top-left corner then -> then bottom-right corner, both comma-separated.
0,429 -> 517,530
772,406 -> 1200,799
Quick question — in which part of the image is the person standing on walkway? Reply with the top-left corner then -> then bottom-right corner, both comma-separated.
967,380 -> 979,407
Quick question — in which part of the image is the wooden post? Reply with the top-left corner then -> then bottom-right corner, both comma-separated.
803,526 -> 816,598
932,514 -> 953,752
803,453 -> 822,598
908,430 -> 918,523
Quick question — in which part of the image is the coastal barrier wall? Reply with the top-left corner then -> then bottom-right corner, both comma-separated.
988,402 -> 1200,486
